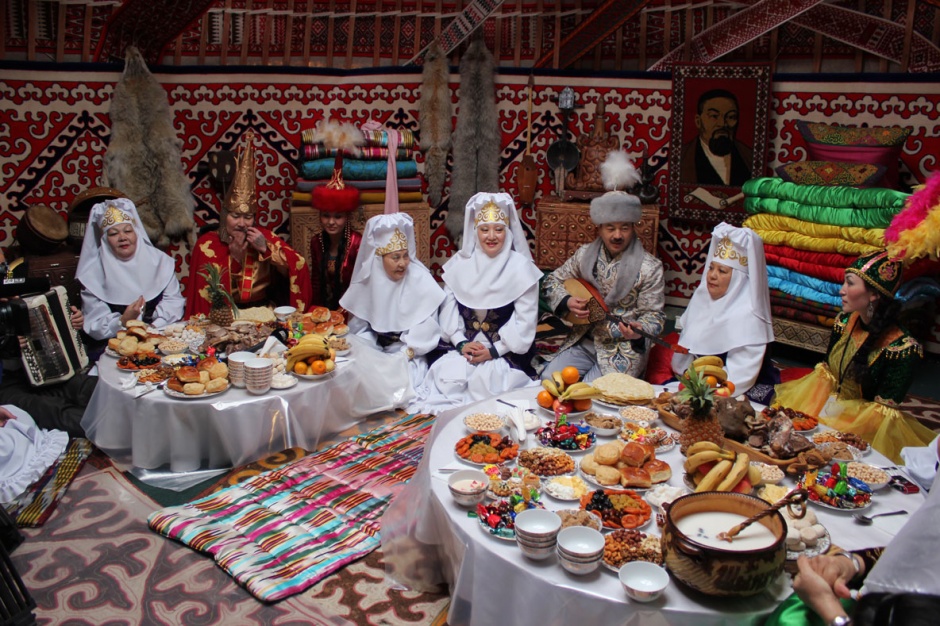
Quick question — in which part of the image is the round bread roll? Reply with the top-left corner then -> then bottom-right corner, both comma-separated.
183,382 -> 206,395
595,465 -> 621,486
199,371 -> 210,384
127,327 -> 149,341
197,356 -> 219,372
619,442 -> 650,468
116,330 -> 127,340
329,310 -> 345,325
594,442 -> 621,466
205,378 -> 228,393
108,338 -> 122,352
332,323 -> 349,337
137,342 -> 155,354
208,362 -> 229,380
644,459 -> 672,484
118,337 -> 139,356
580,453 -> 598,476
314,322 -> 334,335
308,306 -> 330,323
176,366 -> 201,383
166,377 -> 185,393
125,320 -> 147,329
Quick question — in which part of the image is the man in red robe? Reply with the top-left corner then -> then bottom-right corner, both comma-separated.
185,132 -> 312,317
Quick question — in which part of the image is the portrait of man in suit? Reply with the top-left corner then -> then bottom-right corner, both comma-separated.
679,89 -> 753,186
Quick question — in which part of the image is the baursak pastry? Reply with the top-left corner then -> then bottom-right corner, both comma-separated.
308,306 -> 330,323
183,382 -> 206,395
176,366 -> 200,383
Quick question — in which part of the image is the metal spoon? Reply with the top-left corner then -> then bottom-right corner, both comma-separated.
853,510 -> 908,525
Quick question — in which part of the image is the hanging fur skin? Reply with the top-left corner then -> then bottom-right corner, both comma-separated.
104,47 -> 195,248
419,40 -> 452,209
447,33 -> 499,245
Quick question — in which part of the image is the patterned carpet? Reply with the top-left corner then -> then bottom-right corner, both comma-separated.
10,413 -> 451,626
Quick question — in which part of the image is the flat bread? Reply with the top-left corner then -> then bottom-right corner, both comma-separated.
236,306 -> 276,323
592,373 -> 655,403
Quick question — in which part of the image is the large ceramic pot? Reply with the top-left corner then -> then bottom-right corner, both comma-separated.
661,491 -> 786,597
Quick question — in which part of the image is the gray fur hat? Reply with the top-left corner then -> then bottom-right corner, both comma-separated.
590,191 -> 642,225
589,151 -> 643,225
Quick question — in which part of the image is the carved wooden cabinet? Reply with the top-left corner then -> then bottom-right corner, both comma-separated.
289,202 -> 431,268
534,196 -> 659,270
25,251 -> 82,304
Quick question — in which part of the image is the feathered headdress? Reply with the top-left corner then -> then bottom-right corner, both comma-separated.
310,120 -> 364,213
885,171 -> 940,263
590,152 -> 643,225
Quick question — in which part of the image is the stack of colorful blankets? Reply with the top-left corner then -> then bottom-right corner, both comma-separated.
742,178 -> 909,329
294,127 -> 423,207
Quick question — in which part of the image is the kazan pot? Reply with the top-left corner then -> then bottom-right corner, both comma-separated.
661,492 -> 786,597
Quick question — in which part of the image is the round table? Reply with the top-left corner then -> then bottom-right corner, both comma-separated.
81,334 -> 413,472
381,386 -> 926,626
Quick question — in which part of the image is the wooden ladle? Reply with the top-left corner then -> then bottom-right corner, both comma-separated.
718,489 -> 809,543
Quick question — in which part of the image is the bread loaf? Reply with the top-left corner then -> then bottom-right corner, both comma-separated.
176,366 -> 200,383
183,382 -> 206,395
205,378 -> 228,393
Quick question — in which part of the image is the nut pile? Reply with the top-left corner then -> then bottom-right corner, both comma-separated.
518,448 -> 576,476
603,529 -> 662,567
845,462 -> 889,486
464,413 -> 506,431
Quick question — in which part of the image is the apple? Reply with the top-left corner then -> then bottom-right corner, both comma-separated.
323,358 -> 336,373
732,477 -> 753,494
714,386 -> 731,397
553,398 -> 574,416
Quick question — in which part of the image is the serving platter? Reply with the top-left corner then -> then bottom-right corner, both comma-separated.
542,476 -> 592,501
579,465 -> 650,492
163,385 -> 229,400
293,371 -> 335,381
787,528 -> 831,561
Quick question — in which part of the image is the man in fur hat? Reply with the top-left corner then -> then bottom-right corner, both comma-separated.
541,153 -> 665,381
185,132 -> 313,317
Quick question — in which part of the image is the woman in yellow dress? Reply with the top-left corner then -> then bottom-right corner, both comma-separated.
774,250 -> 935,462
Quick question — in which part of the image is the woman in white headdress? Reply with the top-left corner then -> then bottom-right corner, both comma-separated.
340,213 -> 444,399
76,198 -> 185,342
671,222 -> 776,400
420,192 -> 543,412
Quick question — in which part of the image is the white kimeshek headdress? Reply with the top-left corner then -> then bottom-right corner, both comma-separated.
441,192 -> 542,310
75,197 -> 177,305
675,222 -> 773,354
340,212 -> 444,332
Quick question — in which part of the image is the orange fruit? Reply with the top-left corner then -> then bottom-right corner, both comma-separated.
537,390 -> 554,408
724,380 -> 736,395
704,375 -> 719,388
293,362 -> 308,375
561,366 -> 580,385
310,359 -> 327,375
572,398 -> 592,411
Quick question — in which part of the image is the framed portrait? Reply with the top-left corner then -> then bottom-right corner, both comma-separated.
667,63 -> 772,225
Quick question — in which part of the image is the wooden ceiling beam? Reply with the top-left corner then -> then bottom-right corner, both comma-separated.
534,0 -> 651,69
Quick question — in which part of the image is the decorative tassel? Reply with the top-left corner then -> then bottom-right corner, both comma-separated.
419,40 -> 452,208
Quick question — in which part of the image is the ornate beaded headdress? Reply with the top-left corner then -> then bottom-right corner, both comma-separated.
846,250 -> 902,298
714,235 -> 748,268
223,131 -> 259,218
474,201 -> 509,227
375,228 -> 408,256
99,203 -> 135,230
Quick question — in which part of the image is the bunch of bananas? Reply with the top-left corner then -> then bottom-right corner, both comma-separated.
690,356 -> 735,397
285,333 -> 333,371
541,371 -> 601,402
683,441 -> 763,493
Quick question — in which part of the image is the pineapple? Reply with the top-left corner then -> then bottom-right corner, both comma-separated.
676,366 -> 725,455
199,263 -> 236,326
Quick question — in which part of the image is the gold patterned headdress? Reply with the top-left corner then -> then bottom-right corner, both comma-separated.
98,203 -> 135,230
473,201 -> 509,227
222,131 -> 259,220
714,235 -> 748,268
375,228 -> 408,256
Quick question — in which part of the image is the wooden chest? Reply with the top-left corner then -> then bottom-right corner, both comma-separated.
25,250 -> 82,305
534,196 -> 659,270
290,202 -> 432,268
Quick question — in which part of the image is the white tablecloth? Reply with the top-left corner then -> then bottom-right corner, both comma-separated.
81,334 -> 413,472
381,386 -> 927,626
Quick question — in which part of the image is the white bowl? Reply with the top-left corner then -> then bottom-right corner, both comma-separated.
514,509 -> 562,541
556,547 -> 601,575
619,561 -> 669,603
448,469 -> 488,507
557,526 -> 605,558
227,351 -> 256,367
516,538 -> 557,561
274,306 -> 297,321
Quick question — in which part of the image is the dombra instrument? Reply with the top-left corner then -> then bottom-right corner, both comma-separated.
562,278 -> 689,354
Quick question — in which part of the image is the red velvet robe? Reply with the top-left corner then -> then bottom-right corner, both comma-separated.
185,227 -> 313,318
310,228 -> 361,310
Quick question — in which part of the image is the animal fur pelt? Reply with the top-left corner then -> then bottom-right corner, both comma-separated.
419,40 -> 452,209
104,46 -> 195,248
447,32 -> 499,245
